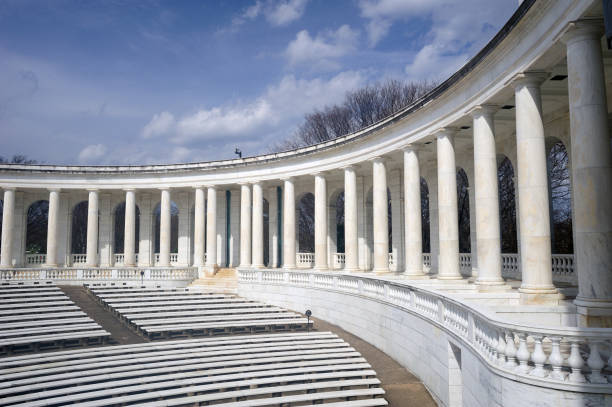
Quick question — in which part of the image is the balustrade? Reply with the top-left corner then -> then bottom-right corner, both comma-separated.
333,253 -> 346,269
459,253 -> 471,274
25,253 -> 46,265
423,253 -> 431,270
71,254 -> 87,264
296,252 -> 314,268
237,269 -> 612,389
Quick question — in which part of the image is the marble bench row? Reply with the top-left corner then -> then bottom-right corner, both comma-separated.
89,286 -> 313,340
0,284 -> 110,355
0,331 -> 387,407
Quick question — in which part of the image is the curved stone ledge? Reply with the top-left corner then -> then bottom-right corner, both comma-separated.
237,269 -> 612,406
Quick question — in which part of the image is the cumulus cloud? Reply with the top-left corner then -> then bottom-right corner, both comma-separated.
358,0 -> 516,80
286,25 -> 359,68
139,70 -> 366,153
231,0 -> 308,28
141,111 -> 175,139
266,0 -> 308,26
78,144 -> 107,164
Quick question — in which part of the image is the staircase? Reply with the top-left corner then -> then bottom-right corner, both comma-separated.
189,268 -> 237,293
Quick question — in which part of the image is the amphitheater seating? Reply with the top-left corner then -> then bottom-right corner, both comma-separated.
0,283 -> 110,355
88,286 -> 312,339
0,332 -> 387,406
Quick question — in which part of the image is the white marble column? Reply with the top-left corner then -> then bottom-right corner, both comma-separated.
314,173 -> 328,270
343,166 -> 359,271
45,188 -> 60,267
85,189 -> 99,267
436,129 -> 462,279
252,182 -> 264,268
205,186 -> 218,273
283,178 -> 296,269
138,193 -> 152,266
158,188 -> 171,267
0,188 -> 15,268
404,147 -> 425,277
513,72 -> 557,298
268,186 -> 279,268
239,183 -> 252,267
372,157 -> 389,273
562,20 -> 612,323
123,189 -> 136,266
193,187 -> 205,267
471,106 -> 504,286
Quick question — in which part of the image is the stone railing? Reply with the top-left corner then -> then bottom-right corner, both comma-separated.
500,253 -> 576,284
71,254 -> 87,264
113,253 -> 140,265
296,252 -> 314,268
388,252 -> 395,267
0,267 -> 197,282
423,253 -> 431,269
154,253 -> 179,265
459,253 -> 471,274
237,269 -> 612,392
333,253 -> 345,269
551,255 -> 575,284
25,253 -> 46,265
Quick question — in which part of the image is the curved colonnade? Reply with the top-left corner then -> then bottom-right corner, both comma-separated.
0,1 -> 611,404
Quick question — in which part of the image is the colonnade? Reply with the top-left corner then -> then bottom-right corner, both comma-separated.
0,19 -> 610,324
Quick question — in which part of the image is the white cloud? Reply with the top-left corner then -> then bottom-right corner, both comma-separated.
141,111 -> 175,139
230,0 -> 308,29
139,70 -> 366,155
286,25 -> 359,68
174,99 -> 274,143
265,0 -> 308,26
78,144 -> 107,164
357,0 -> 516,80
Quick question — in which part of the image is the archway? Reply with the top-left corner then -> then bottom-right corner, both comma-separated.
263,198 -> 269,266
26,200 -> 49,256
297,193 -> 314,253
71,201 -> 89,255
497,156 -> 517,253
421,178 -> 430,253
153,201 -> 179,255
546,140 -> 573,254
456,168 -> 470,253
113,202 -> 141,254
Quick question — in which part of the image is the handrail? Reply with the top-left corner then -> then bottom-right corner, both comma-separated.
237,268 -> 612,391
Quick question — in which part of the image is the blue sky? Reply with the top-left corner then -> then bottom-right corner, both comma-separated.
0,0 -> 517,165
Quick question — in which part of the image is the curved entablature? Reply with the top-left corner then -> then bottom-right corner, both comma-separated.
0,0 -> 591,189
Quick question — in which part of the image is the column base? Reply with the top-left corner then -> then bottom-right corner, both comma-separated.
476,281 -> 512,292
204,264 -> 218,277
518,287 -> 561,305
343,267 -> 360,273
401,273 -> 431,280
373,269 -> 391,275
436,275 -> 464,280
313,267 -> 329,272
43,263 -> 58,268
574,297 -> 612,327
283,265 -> 296,270
251,264 -> 265,269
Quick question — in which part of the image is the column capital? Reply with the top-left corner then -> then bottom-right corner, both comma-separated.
280,176 -> 294,182
369,156 -> 387,164
203,184 -> 217,191
192,185 -> 206,190
86,188 -> 99,193
1,186 -> 16,192
467,104 -> 500,118
434,127 -> 458,139
508,71 -> 549,89
558,18 -> 604,45
340,164 -> 356,171
123,188 -> 136,192
47,188 -> 61,193
238,181 -> 253,186
401,144 -> 422,153
312,171 -> 327,177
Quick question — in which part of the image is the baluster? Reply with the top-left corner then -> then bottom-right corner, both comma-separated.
586,341 -> 607,384
505,332 -> 518,368
547,336 -> 566,381
515,333 -> 530,373
568,340 -> 586,383
530,335 -> 547,377
497,331 -> 506,365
